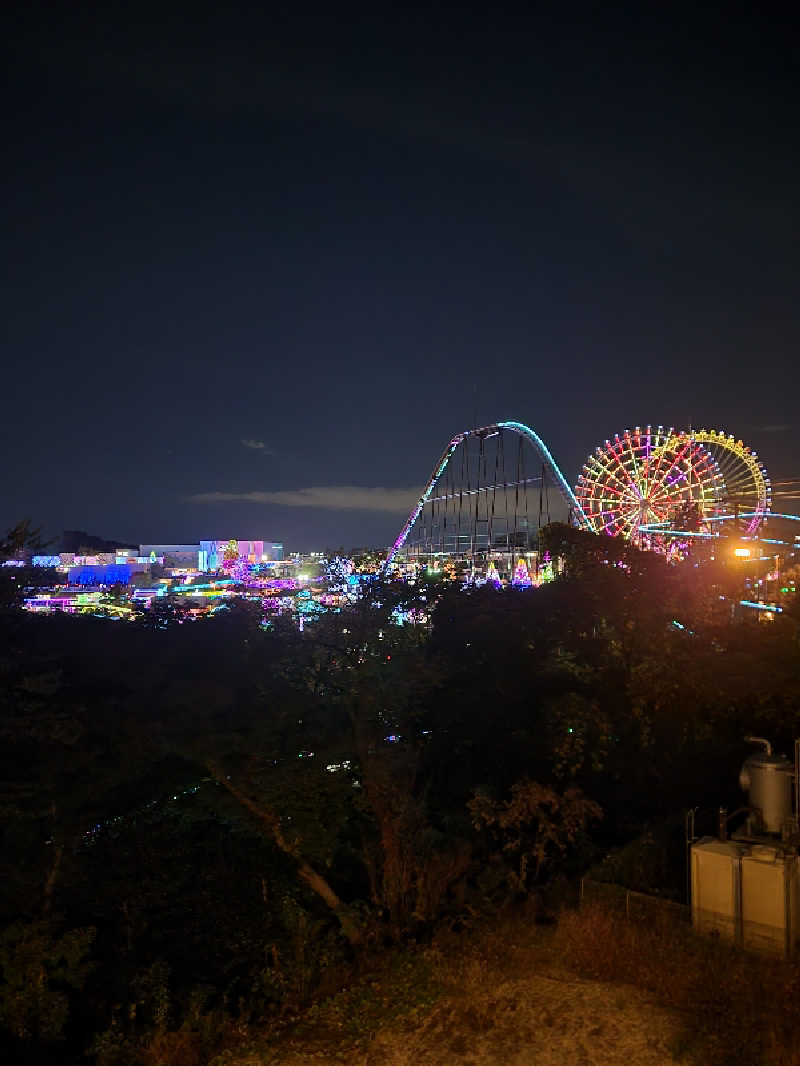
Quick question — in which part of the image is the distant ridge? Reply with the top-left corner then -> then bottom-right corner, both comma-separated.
60,530 -> 138,553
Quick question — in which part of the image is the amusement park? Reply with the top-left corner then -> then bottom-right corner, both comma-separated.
10,420 -> 799,627
384,420 -> 799,613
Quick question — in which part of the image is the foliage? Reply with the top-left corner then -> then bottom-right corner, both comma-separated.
2,521 -> 800,1059
469,780 -> 602,890
671,499 -> 703,532
0,920 -> 95,1042
134,597 -> 190,629
0,520 -> 52,561
0,520 -> 58,608
585,817 -> 688,900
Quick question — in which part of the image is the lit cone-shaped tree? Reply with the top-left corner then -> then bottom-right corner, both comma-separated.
512,557 -> 531,587
222,538 -> 239,571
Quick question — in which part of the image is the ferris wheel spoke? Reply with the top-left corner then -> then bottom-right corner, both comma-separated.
577,425 -> 770,543
654,439 -> 696,493
609,446 -> 644,501
585,455 -> 638,499
639,430 -> 674,494
626,432 -> 646,493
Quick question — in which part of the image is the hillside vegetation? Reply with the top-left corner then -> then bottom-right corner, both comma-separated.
1,526 -> 799,1063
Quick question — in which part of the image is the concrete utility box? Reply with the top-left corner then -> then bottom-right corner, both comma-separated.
691,838 -> 800,956
741,846 -> 800,956
691,838 -> 744,942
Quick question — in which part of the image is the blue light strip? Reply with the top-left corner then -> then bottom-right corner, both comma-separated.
638,511 -> 800,545
497,421 -> 591,529
739,600 -> 783,613
712,512 -> 800,522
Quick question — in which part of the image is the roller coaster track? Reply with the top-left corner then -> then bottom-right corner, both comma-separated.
384,421 -> 590,570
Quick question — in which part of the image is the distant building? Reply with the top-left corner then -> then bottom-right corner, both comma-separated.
198,539 -> 283,570
136,541 -> 284,572
139,544 -> 202,569
68,562 -> 137,586
62,550 -> 155,584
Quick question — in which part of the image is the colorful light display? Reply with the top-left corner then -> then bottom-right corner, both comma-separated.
222,539 -> 240,570
384,421 -> 590,569
486,560 -> 501,586
575,426 -> 724,540
676,429 -> 771,534
512,557 -> 531,587
575,425 -> 772,542
231,555 -> 251,584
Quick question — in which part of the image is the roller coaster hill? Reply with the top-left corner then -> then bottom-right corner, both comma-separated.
383,421 -> 800,604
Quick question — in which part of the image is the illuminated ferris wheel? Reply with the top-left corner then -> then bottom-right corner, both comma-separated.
673,429 -> 771,534
575,426 -> 725,538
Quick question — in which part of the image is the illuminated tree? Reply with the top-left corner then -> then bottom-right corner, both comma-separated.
232,554 -> 250,584
486,560 -> 501,586
512,557 -> 531,587
222,539 -> 239,571
325,556 -> 353,589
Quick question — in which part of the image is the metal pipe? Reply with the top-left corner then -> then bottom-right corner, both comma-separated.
685,808 -> 697,905
744,735 -> 773,756
722,806 -> 756,836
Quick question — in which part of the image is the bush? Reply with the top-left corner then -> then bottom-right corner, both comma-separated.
0,920 -> 94,1043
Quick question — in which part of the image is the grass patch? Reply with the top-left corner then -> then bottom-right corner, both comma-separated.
553,903 -> 800,1066
298,949 -> 442,1045
212,903 -> 800,1065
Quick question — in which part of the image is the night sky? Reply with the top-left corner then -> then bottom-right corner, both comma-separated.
5,6 -> 799,550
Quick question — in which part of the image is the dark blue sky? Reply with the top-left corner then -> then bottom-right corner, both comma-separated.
4,5 -> 799,549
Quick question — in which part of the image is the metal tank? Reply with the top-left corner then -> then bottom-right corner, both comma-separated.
739,737 -> 794,834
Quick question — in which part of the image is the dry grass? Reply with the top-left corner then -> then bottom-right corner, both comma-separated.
213,903 -> 800,1065
240,913 -> 697,1065
553,904 -> 800,1066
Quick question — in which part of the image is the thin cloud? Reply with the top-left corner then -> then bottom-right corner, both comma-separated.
756,424 -> 791,433
240,438 -> 275,453
187,485 -> 420,513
